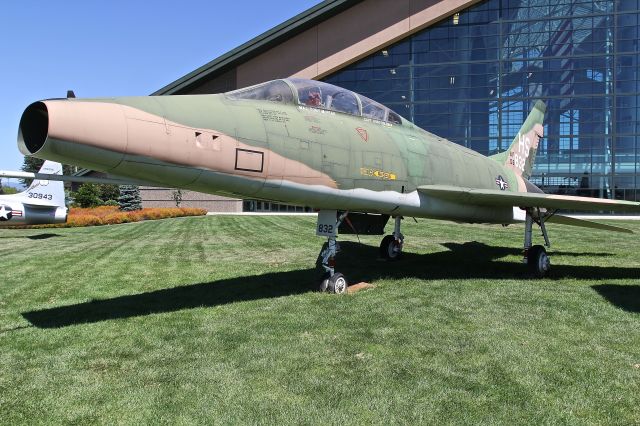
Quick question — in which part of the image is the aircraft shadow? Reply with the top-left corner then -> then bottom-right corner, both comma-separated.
22,241 -> 640,328
339,242 -> 636,282
27,233 -> 63,240
23,269 -> 316,329
0,233 -> 63,240
591,285 -> 640,313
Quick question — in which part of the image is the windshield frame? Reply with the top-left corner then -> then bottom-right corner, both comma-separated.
225,79 -> 295,104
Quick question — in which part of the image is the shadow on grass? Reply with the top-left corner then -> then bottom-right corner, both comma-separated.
592,285 -> 640,313
0,233 -> 63,240
24,269 -> 316,329
23,241 -> 640,328
0,324 -> 33,335
27,233 -> 63,240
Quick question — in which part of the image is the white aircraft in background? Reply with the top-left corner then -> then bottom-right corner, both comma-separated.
0,160 -> 67,226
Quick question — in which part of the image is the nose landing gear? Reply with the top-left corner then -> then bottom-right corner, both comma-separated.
317,211 -> 349,294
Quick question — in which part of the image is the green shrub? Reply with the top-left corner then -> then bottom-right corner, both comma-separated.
73,183 -> 102,208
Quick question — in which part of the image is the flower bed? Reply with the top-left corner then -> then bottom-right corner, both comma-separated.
24,206 -> 207,228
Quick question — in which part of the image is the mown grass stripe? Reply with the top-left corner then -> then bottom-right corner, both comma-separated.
1,216 -> 638,424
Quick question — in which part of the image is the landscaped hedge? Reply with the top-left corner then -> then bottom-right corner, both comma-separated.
23,206 -> 207,228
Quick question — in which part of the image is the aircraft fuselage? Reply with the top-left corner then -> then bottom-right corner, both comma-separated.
0,198 -> 67,227
18,87 -> 524,224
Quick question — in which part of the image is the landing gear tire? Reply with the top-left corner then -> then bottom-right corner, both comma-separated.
528,245 -> 550,278
327,273 -> 348,294
380,235 -> 402,260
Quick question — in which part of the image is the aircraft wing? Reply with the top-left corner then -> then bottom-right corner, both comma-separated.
417,185 -> 640,212
0,170 -> 159,187
544,214 -> 634,234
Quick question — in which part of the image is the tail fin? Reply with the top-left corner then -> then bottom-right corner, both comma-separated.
490,100 -> 546,179
16,161 -> 66,207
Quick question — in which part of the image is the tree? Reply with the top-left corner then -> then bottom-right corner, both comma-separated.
20,156 -> 76,187
73,183 -> 102,208
0,179 -> 3,195
99,184 -> 120,204
21,156 -> 118,202
20,156 -> 44,187
118,185 -> 142,211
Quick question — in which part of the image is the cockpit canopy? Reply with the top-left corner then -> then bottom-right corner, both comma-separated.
225,78 -> 403,125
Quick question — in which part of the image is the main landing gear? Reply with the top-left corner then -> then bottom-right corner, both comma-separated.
523,208 -> 551,278
379,216 -> 404,260
315,208 -> 552,285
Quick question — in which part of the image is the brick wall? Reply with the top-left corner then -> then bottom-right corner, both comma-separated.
140,187 -> 242,212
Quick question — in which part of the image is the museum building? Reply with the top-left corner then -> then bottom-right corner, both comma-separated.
143,0 -> 640,210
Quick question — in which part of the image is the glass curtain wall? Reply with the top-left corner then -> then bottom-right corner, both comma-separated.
324,0 -> 639,201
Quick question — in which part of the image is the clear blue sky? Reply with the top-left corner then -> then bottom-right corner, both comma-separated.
0,0 -> 321,177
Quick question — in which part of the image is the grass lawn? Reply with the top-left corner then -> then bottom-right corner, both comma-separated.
1,215 -> 639,424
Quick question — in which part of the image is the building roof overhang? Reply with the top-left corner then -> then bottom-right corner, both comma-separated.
152,0 -> 361,96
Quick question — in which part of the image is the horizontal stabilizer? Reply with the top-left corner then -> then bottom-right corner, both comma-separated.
417,185 -> 640,213
546,214 -> 634,234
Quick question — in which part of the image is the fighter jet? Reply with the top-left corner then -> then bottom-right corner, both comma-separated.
0,161 -> 67,226
15,78 -> 640,292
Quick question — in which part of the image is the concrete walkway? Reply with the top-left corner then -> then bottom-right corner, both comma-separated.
207,212 -> 640,220
207,212 -> 317,216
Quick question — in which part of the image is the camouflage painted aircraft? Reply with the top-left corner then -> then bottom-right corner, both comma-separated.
15,78 -> 640,292
0,161 -> 67,226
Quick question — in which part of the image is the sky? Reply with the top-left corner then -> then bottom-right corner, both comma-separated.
0,0 -> 321,181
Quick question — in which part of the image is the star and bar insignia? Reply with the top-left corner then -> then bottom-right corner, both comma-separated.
0,205 -> 13,221
495,175 -> 509,191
